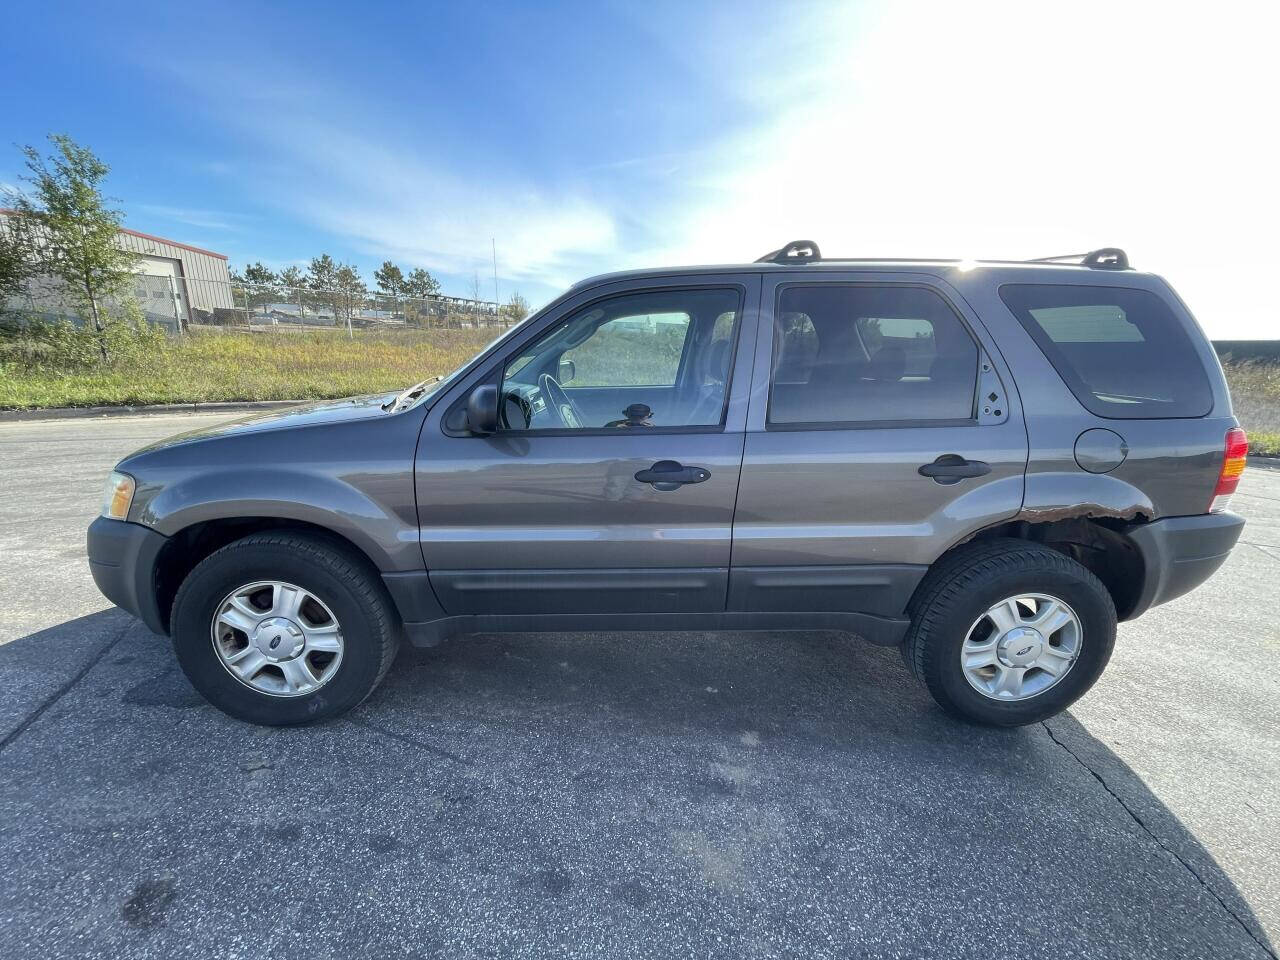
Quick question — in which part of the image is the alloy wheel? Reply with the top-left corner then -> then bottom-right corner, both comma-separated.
210,580 -> 344,697
960,593 -> 1082,701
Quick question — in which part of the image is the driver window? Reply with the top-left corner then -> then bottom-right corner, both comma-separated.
500,288 -> 741,431
563,313 -> 690,386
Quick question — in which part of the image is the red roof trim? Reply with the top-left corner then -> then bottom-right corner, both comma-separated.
117,227 -> 229,260
0,208 -> 229,261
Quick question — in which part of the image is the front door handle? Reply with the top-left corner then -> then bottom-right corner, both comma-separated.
918,454 -> 991,485
635,460 -> 711,490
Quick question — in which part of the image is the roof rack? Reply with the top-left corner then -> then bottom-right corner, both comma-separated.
756,240 -> 822,264
1027,247 -> 1131,270
752,241 -> 1131,270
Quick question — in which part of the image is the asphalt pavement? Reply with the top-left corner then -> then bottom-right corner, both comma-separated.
1,413 -> 1277,959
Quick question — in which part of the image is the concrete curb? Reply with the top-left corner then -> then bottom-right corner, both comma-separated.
1248,455 -> 1280,470
0,400 -> 305,422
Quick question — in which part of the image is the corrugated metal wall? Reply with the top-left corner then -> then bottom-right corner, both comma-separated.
116,231 -> 233,312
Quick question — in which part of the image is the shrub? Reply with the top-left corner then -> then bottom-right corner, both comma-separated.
0,303 -> 165,370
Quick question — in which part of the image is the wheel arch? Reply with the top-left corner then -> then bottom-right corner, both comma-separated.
930,513 -> 1147,621
152,517 -> 387,634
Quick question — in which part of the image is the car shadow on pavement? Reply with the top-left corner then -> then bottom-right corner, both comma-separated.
0,610 -> 1274,960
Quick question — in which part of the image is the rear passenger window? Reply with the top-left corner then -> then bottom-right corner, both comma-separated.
1000,285 -> 1213,418
768,285 -> 978,427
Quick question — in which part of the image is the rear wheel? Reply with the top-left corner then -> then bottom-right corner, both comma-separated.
903,539 -> 1116,726
170,532 -> 400,725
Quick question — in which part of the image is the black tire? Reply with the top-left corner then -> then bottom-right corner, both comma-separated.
903,538 -> 1116,726
170,531 -> 401,725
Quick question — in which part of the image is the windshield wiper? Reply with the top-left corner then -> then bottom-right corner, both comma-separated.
384,375 -> 443,412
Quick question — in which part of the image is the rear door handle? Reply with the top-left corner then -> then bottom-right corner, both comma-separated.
635,460 -> 711,490
918,454 -> 991,484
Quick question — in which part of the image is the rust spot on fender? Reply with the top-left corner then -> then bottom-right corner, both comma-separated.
1013,503 -> 1152,524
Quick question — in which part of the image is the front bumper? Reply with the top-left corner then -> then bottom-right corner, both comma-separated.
1125,511 -> 1245,619
87,516 -> 170,634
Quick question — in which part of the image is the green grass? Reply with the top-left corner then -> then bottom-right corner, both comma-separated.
1248,433 -> 1280,456
0,325 -> 495,408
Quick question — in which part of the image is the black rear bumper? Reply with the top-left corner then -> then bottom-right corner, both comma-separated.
87,516 -> 170,634
1125,511 -> 1245,619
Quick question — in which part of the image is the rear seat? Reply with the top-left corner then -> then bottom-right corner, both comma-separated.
771,345 -> 972,423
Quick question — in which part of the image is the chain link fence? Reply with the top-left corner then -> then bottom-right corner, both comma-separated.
4,273 -> 519,337
183,276 -> 512,336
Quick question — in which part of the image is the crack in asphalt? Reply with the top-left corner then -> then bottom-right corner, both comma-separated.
1240,541 -> 1280,565
345,716 -> 471,766
0,617 -> 133,754
1041,720 -> 1277,960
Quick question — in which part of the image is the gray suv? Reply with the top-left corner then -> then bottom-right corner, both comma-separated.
87,242 -> 1247,727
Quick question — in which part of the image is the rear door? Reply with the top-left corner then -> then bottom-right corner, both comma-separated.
415,274 -> 759,616
729,272 -> 1028,618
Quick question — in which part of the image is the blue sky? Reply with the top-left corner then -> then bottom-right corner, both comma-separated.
3,1 -> 1276,335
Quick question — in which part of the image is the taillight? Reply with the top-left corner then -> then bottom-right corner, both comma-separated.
1209,427 -> 1248,513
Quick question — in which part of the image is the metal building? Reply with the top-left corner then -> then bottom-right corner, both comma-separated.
114,226 -> 234,326
1,209 -> 233,330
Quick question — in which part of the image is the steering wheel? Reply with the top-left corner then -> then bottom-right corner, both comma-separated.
538,373 -> 586,429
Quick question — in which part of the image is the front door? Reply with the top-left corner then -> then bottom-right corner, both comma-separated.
729,273 -> 1029,619
415,275 -> 760,616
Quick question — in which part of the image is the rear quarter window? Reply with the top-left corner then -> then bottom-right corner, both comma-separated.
999,284 -> 1213,419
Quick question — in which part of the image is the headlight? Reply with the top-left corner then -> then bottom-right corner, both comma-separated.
101,471 -> 136,520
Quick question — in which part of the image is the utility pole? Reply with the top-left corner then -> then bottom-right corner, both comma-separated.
492,238 -> 500,307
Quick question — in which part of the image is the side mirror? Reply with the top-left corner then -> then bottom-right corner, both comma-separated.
557,358 -> 576,383
466,384 -> 499,435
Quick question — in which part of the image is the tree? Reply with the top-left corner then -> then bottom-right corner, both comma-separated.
0,215 -> 34,307
304,255 -> 341,323
234,261 -> 280,319
274,265 -> 305,319
266,265 -> 304,322
373,260 -> 406,297
501,291 -> 530,324
333,262 -> 366,333
399,266 -> 440,326
403,266 -> 439,299
9,134 -> 139,359
305,253 -> 339,290
239,261 -> 277,287
334,262 -> 365,298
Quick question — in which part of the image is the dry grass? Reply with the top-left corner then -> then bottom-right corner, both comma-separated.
0,326 -> 495,408
1222,360 -> 1280,456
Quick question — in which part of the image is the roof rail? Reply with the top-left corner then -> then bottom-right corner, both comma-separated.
756,240 -> 822,264
1027,247 -> 1131,270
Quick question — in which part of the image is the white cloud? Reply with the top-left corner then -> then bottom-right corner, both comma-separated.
154,1 -> 1278,333
135,204 -> 251,232
158,56 -> 619,295
248,117 -> 618,286
624,0 -> 1280,337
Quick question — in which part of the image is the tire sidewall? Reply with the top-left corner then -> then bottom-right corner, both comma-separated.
923,565 -> 1114,725
172,542 -> 386,725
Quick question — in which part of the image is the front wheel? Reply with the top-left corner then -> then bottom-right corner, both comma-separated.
170,532 -> 400,725
903,539 -> 1116,726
